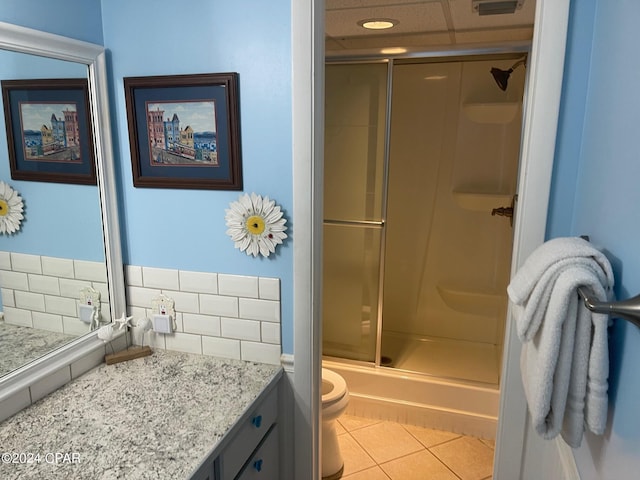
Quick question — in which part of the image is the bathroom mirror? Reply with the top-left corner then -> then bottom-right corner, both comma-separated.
0,22 -> 125,391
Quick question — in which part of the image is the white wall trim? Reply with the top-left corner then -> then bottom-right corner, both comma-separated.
556,437 -> 581,480
281,353 -> 294,373
292,1 -> 324,479
493,0 -> 572,478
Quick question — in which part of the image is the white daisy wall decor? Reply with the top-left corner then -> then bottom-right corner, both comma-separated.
225,193 -> 288,257
0,181 -> 24,234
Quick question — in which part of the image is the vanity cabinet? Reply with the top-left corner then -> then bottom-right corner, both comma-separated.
191,380 -> 280,480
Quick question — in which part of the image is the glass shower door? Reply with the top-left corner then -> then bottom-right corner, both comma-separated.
322,62 -> 388,362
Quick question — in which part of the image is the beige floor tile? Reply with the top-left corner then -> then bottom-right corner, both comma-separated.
334,420 -> 347,435
350,421 -> 424,464
381,450 -> 459,480
339,414 -> 381,432
337,433 -> 376,476
429,436 -> 494,480
343,465 -> 391,479
403,424 -> 462,448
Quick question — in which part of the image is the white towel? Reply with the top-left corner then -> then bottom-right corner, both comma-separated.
508,237 -> 613,447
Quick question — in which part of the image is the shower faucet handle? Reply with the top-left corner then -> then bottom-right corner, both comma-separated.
491,206 -> 513,217
491,195 -> 517,227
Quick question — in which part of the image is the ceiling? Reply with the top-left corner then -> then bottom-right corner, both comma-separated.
325,0 -> 536,53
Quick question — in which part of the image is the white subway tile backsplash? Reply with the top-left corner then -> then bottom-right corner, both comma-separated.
28,274 -> 60,296
162,290 -> 199,314
92,282 -> 109,303
44,295 -> 77,316
0,389 -> 31,423
11,253 -> 42,274
1,288 -> 14,307
200,294 -> 239,317
221,317 -> 261,342
261,322 -> 281,345
74,260 -> 108,283
3,307 -> 32,327
125,265 -> 143,287
32,311 -> 64,333
0,251 -> 11,270
183,313 -> 221,337
202,336 -> 241,360
59,278 -> 90,299
165,332 -> 203,354
127,285 -> 161,309
30,366 -> 72,403
41,256 -> 75,278
70,346 -> 106,379
219,274 -> 259,298
179,270 -> 217,294
258,277 -> 280,300
142,266 -> 179,290
240,341 -> 281,365
15,291 -> 45,312
239,298 -> 280,323
63,316 -> 92,336
126,265 -> 281,363
0,270 -> 29,290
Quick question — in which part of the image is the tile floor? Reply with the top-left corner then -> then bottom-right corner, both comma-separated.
335,414 -> 494,480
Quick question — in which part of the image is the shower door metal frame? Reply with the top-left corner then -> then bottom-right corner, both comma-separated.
325,45 -> 530,369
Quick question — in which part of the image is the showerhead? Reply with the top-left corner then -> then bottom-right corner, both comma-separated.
491,57 -> 526,91
491,67 -> 512,91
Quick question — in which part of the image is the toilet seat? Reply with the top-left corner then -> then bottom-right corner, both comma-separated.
322,368 -> 347,406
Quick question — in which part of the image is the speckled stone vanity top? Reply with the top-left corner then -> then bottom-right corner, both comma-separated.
0,349 -> 282,479
0,323 -> 75,377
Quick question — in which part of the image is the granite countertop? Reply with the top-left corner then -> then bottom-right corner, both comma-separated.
0,349 -> 282,480
0,323 -> 77,377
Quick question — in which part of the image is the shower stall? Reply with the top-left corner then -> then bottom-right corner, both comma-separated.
322,53 -> 526,437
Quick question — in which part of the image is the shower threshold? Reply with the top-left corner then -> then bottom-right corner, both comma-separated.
381,331 -> 501,385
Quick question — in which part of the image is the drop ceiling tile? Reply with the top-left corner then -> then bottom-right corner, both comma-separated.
449,0 -> 536,31
326,0 -> 437,9
326,3 -> 447,38
328,31 -> 452,51
454,26 -> 533,44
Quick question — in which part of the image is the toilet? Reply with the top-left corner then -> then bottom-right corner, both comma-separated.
321,368 -> 349,479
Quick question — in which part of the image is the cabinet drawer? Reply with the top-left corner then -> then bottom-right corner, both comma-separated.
219,387 -> 278,480
236,425 -> 279,480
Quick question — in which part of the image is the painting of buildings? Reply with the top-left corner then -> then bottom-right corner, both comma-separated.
146,100 -> 218,166
20,102 -> 82,162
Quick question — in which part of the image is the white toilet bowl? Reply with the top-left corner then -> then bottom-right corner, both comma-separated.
321,368 -> 349,479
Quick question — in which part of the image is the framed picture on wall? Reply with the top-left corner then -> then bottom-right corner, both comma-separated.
1,78 -> 96,185
123,72 -> 242,190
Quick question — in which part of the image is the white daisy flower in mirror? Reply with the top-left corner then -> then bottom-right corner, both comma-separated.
0,181 -> 24,234
225,193 -> 288,257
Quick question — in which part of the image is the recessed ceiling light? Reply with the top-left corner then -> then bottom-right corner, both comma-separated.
358,18 -> 398,30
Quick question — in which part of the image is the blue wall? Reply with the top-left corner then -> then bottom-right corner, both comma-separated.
101,0 -> 294,353
0,51 -> 104,261
547,0 -> 640,477
0,0 -> 103,45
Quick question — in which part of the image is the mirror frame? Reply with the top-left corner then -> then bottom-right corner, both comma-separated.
0,21 -> 125,400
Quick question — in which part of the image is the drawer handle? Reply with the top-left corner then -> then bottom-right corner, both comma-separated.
253,459 -> 263,472
251,415 -> 263,428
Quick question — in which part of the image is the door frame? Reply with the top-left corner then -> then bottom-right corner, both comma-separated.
291,0 -> 572,478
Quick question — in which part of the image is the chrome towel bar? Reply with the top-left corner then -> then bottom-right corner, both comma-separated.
577,287 -> 640,328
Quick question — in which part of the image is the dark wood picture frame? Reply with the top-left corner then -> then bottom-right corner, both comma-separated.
124,73 -> 242,190
1,78 -> 96,185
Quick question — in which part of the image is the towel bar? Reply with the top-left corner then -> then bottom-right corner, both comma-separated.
577,287 -> 640,328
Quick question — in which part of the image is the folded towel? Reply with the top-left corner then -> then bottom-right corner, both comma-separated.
509,237 -> 613,448
508,237 -> 614,340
